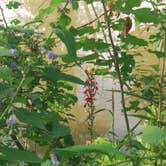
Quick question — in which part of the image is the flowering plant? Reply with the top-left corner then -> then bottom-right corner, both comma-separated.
83,69 -> 98,141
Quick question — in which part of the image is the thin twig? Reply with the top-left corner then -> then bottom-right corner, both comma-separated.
0,5 -> 8,27
0,75 -> 25,120
101,0 -> 130,132
158,28 -> 166,126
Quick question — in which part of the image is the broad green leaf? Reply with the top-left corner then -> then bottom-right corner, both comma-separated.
121,35 -> 148,46
41,160 -> 52,166
50,123 -> 70,139
0,67 -> 13,79
148,49 -> 166,58
95,59 -> 112,66
96,68 -> 110,75
77,38 -> 110,51
70,26 -> 98,36
6,1 -> 21,9
14,108 -> 46,130
128,114 -> 152,121
0,146 -> 41,163
44,67 -> 85,85
54,27 -> 77,61
79,53 -> 99,62
54,143 -> 123,156
35,0 -> 65,20
11,26 -> 34,35
133,8 -> 160,24
0,48 -> 14,57
0,86 -> 14,100
116,0 -> 141,14
58,14 -> 71,27
72,1 -> 79,10
141,126 -> 166,145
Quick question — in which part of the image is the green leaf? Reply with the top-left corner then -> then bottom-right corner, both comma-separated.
77,38 -> 110,51
54,143 -> 123,157
35,0 -> 65,20
0,146 -> 41,163
79,53 -> 99,62
128,114 -> 152,121
134,8 -> 160,24
148,49 -> 166,58
141,126 -> 166,145
58,14 -> 71,27
6,1 -> 21,9
116,0 -> 141,14
96,68 -> 110,75
14,108 -> 46,130
50,123 -> 70,139
0,48 -> 14,57
0,67 -> 13,79
41,160 -> 52,166
70,26 -> 99,36
95,59 -> 112,66
44,67 -> 85,85
72,1 -> 79,10
53,27 -> 77,61
121,35 -> 148,47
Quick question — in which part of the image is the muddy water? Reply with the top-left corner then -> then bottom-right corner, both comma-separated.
0,0 -> 158,145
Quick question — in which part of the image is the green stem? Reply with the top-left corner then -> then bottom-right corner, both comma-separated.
101,0 -> 130,132
0,5 -> 8,27
112,89 -> 115,141
0,75 -> 25,121
158,29 -> 166,126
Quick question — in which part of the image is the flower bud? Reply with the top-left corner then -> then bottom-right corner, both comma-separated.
50,153 -> 59,165
6,115 -> 17,126
48,51 -> 55,60
9,49 -> 17,55
40,47 -> 47,55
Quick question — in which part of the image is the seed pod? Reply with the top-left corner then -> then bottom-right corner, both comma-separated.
123,16 -> 132,35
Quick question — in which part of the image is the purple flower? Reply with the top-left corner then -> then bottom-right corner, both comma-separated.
48,51 -> 55,60
11,63 -> 18,70
6,115 -> 17,126
40,47 -> 47,55
50,154 -> 59,165
9,49 -> 17,55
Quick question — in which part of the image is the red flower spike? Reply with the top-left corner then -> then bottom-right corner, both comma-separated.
83,69 -> 98,109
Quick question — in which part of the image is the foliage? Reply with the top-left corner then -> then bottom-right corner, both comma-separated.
0,0 -> 166,165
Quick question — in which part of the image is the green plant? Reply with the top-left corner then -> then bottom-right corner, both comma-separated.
0,0 -> 166,165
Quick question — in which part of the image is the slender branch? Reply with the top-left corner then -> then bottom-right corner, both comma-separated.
11,134 -> 24,150
158,29 -> 166,126
0,5 -> 8,27
78,9 -> 110,29
101,0 -> 130,132
0,75 -> 25,120
112,89 -> 115,141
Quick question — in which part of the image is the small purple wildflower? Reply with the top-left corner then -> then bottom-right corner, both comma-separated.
9,49 -> 17,55
48,51 -> 55,60
50,154 -> 59,165
40,47 -> 47,55
6,115 -> 17,126
11,63 -> 18,71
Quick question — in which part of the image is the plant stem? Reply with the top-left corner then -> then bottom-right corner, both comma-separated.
158,28 -> 166,126
0,75 -> 25,121
0,5 -> 8,27
101,0 -> 130,133
112,89 -> 115,141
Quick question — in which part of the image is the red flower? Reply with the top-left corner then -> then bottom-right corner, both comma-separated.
83,70 -> 98,109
